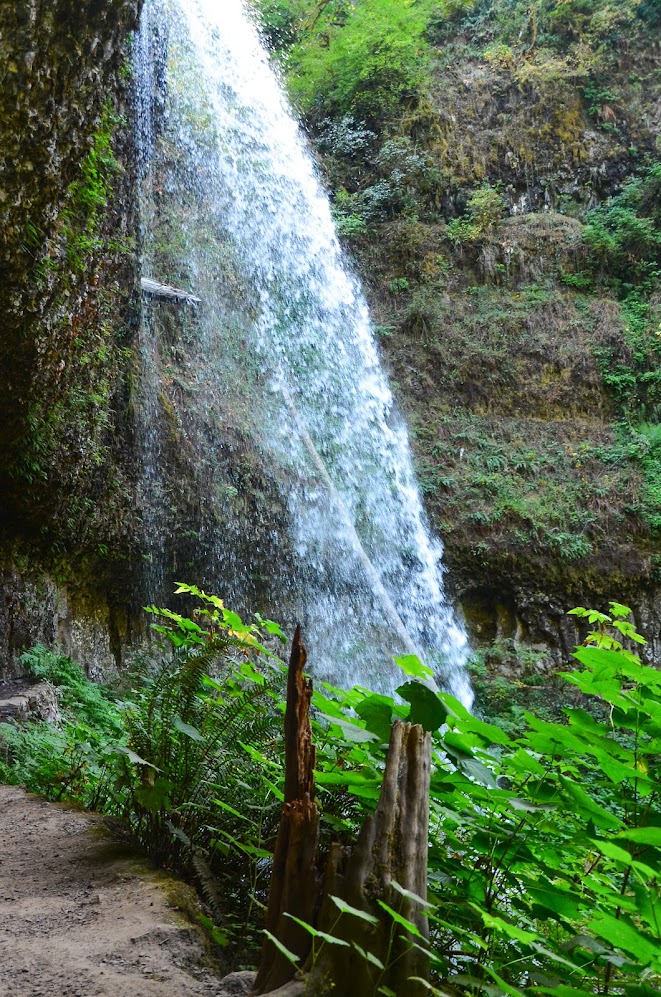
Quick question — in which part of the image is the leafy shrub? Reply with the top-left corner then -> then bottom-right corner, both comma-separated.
4,595 -> 661,990
293,604 -> 661,995
280,0 -> 437,124
20,645 -> 123,736
446,182 -> 507,244
252,0 -> 302,51
584,162 -> 661,286
0,646 -> 124,803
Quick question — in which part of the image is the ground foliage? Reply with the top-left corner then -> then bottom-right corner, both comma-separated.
1,590 -> 660,992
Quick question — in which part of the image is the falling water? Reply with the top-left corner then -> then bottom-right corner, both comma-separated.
136,0 -> 472,705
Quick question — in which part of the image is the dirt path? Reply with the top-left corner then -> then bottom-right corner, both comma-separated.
0,785 -> 225,997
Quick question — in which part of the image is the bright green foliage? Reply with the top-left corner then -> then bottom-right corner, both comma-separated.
0,646 -> 123,803
583,163 -> 661,428
584,163 -> 661,288
3,598 -> 661,992
104,591 -> 287,957
446,183 -> 507,244
308,605 -> 661,995
261,0 -> 438,124
428,0 -> 649,64
60,102 -> 122,271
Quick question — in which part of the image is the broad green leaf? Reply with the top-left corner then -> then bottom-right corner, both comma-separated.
254,613 -> 287,642
212,799 -> 250,821
532,988 -> 594,997
315,770 -> 377,787
135,777 -> 175,813
173,716 -> 205,742
355,695 -> 395,741
506,748 -> 547,777
612,620 -> 646,644
312,690 -> 346,718
564,706 -> 608,734
427,912 -> 488,950
617,827 -> 661,847
530,943 -> 582,972
377,900 -> 425,938
409,980 -> 456,997
528,887 -> 582,921
482,965 -> 528,997
319,713 -> 378,742
111,746 -> 160,768
315,770 -> 381,800
470,906 -> 538,945
444,730 -> 485,755
609,602 -> 633,619
507,797 -> 556,813
559,777 -> 623,829
436,692 -> 471,720
317,931 -> 351,947
591,839 -> 634,864
394,654 -> 434,681
351,942 -> 384,969
263,930 -> 300,965
390,880 -> 434,909
260,776 -> 284,802
397,681 -> 447,732
174,582 -> 224,611
234,842 -> 273,859
407,940 -> 443,964
587,913 -> 660,965
283,913 -> 318,937
571,645 -> 627,674
457,755 -> 499,788
330,896 -> 379,924
633,884 -> 661,935
523,713 -> 586,752
592,840 -> 658,881
240,741 -> 284,769
462,715 -> 511,747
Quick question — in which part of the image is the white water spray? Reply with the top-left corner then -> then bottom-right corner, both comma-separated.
136,0 -> 473,706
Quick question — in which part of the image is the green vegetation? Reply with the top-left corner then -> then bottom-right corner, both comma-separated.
0,645 -> 123,804
446,183 -> 507,245
60,103 -> 123,270
584,163 -> 661,289
251,0 -> 661,604
256,0 -> 438,124
9,99 -> 135,569
2,592 -> 661,992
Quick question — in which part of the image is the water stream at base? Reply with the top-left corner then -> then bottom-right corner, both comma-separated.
136,0 -> 473,706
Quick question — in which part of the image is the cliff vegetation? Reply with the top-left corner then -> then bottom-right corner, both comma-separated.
253,0 -> 661,665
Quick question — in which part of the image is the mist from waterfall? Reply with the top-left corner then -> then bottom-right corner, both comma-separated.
136,0 -> 473,706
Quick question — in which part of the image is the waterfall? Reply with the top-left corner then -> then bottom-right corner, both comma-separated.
136,0 -> 473,706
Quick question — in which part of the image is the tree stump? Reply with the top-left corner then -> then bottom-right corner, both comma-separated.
252,626 -> 320,995
309,720 -> 432,996
252,628 -> 433,997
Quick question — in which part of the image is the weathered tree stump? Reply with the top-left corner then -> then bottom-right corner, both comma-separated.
253,628 -> 433,997
309,720 -> 432,996
252,626 -> 320,995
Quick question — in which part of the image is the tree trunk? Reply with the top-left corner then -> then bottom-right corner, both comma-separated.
309,720 -> 432,997
252,626 -> 320,995
253,628 -> 433,997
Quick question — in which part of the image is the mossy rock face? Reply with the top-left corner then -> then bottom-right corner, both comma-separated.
0,1 -> 144,675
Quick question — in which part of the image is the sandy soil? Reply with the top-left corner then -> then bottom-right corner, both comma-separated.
0,785 -> 223,997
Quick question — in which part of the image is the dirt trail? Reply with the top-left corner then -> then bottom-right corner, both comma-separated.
0,785 -> 224,997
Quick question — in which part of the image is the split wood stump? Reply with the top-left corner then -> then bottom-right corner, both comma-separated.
252,628 -> 432,997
